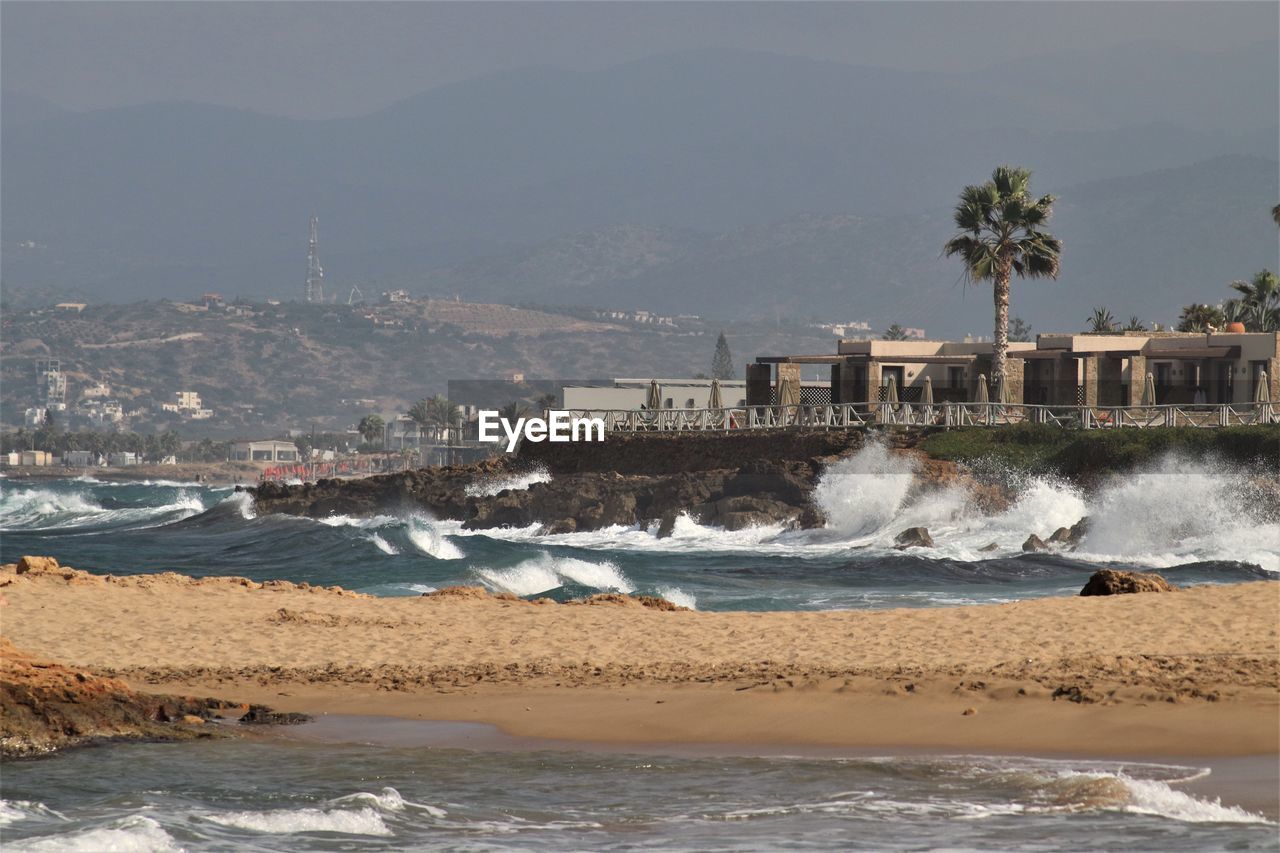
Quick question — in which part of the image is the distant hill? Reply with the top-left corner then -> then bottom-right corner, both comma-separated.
2,42 -> 1275,309
420,156 -> 1280,333
0,299 -> 838,434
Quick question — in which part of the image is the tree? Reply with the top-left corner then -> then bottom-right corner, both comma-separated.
1177,303 -> 1224,333
1121,316 -> 1147,332
410,395 -> 460,442
711,332 -> 735,380
357,414 -> 385,447
1086,307 -> 1116,333
536,393 -> 558,414
1008,317 -> 1033,342
499,401 -> 531,423
1229,269 -> 1279,331
882,323 -> 909,341
1273,203 -> 1280,227
944,165 -> 1061,384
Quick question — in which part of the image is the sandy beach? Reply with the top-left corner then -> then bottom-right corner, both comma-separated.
2,558 -> 1276,757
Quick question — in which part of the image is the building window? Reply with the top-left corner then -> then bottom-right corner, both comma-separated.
686,398 -> 696,408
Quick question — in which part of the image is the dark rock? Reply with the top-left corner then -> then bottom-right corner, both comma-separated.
1022,534 -> 1048,552
1080,569 -> 1176,596
978,542 -> 999,552
894,527 -> 934,549
238,704 -> 312,726
1048,527 -> 1074,545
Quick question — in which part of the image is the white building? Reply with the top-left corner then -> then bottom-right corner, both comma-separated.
562,378 -> 751,412
229,440 -> 300,463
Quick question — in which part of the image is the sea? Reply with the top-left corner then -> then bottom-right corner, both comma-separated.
2,443 -> 1277,850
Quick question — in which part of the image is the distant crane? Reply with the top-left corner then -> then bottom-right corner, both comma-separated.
304,216 -> 325,303
347,284 -> 364,305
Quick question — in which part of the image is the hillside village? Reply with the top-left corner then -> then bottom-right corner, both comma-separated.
0,292 -> 843,439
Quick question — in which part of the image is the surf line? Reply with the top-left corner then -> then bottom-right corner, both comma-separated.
477,410 -> 605,453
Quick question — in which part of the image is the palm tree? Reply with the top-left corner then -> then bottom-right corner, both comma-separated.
1121,316 -> 1147,332
357,414 -> 385,448
406,399 -> 432,444
1272,203 -> 1280,227
1177,303 -> 1225,333
419,394 -> 460,440
1229,269 -> 1279,331
882,323 -> 909,341
535,393 -> 558,414
1087,307 -> 1116,333
944,165 -> 1061,384
499,401 -> 531,423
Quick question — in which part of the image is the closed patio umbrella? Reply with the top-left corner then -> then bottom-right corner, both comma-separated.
1141,372 -> 1157,406
974,374 -> 989,404
646,379 -> 662,410
995,374 -> 1009,405
1255,370 -> 1271,403
708,378 -> 723,409
884,373 -> 899,405
921,375 -> 934,406
779,375 -> 801,407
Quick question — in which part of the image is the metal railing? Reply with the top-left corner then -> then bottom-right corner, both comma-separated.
563,402 -> 1278,433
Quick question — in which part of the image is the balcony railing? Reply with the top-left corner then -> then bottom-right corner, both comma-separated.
562,402 -> 1277,432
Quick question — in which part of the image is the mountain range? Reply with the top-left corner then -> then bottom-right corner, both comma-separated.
2,42 -> 1277,335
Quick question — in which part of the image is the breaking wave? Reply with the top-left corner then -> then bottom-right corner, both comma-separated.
465,465 -> 551,497
476,552 -> 633,596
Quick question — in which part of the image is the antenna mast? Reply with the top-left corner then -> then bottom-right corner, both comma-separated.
305,216 -> 325,303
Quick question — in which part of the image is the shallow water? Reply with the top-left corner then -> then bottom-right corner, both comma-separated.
1,445 -> 1275,611
2,736 -> 1276,851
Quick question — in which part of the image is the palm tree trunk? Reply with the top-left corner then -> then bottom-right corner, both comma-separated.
992,257 -> 1012,385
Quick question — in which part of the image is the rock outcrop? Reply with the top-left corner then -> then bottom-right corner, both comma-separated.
0,640 -> 231,759
1079,569 -> 1177,596
894,527 -> 935,549
253,431 -> 866,534
1,619 -> 311,758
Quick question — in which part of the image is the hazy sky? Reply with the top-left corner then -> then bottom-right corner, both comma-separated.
3,1 -> 1276,119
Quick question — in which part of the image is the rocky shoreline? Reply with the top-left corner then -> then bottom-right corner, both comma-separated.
250,431 -> 942,534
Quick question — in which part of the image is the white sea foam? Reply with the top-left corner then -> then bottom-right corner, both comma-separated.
1116,775 -> 1273,823
368,533 -> 399,554
205,806 -> 393,835
449,443 -> 1277,570
0,799 -> 63,827
8,815 -> 181,852
465,465 -> 551,497
476,552 -> 633,596
0,486 -> 206,531
1077,456 -> 1280,571
656,585 -> 698,610
405,516 -> 465,560
315,512 -> 463,559
332,786 -> 446,817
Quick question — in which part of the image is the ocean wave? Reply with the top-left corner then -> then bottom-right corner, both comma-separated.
450,444 -> 1277,571
315,512 -> 464,560
465,465 -> 551,497
476,552 -> 633,596
7,815 -> 181,852
0,485 -> 207,532
205,806 -> 393,836
655,585 -> 698,609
